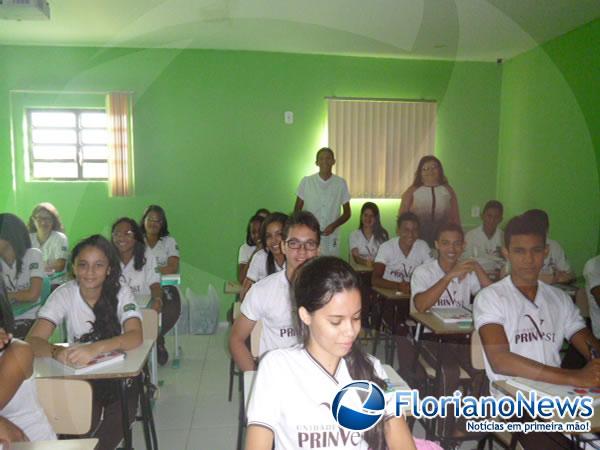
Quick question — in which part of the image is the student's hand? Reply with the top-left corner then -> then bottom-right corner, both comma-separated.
63,343 -> 101,367
0,328 -> 12,350
397,281 -> 410,294
322,224 -> 336,236
573,359 -> 600,388
446,260 -> 478,280
0,416 -> 28,443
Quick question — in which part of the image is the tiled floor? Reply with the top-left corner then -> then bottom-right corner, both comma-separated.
133,327 -> 484,450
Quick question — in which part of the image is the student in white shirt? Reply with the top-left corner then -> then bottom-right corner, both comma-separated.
372,212 -> 431,292
230,211 -> 320,371
0,282 -> 55,445
140,205 -> 180,275
294,147 -> 351,256
245,256 -> 416,450
585,255 -> 600,338
27,202 -> 69,276
237,213 -> 264,283
0,214 -> 44,339
27,235 -> 143,450
464,200 -> 504,277
349,202 -> 389,267
240,212 -> 288,300
474,214 -> 600,393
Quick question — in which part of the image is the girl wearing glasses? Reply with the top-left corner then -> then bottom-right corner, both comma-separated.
140,205 -> 180,275
27,235 -> 143,449
27,202 -> 69,276
0,213 -> 44,338
399,155 -> 461,246
245,256 -> 416,450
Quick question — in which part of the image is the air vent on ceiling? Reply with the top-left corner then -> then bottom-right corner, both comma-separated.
0,0 -> 50,21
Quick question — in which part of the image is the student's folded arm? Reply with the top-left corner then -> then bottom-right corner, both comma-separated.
479,323 -> 595,387
413,275 -> 452,313
159,256 -> 179,275
383,416 -> 417,450
25,318 -> 56,357
8,277 -> 42,302
245,425 -> 274,450
472,261 -> 493,288
229,315 -> 257,372
0,340 -> 33,409
371,263 -> 400,290
95,317 -> 143,354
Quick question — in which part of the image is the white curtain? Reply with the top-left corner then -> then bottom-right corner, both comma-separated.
328,99 -> 436,198
106,92 -> 134,197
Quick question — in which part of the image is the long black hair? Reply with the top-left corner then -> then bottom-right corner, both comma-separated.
140,204 -> 170,238
261,212 -> 288,276
0,279 -> 14,334
293,256 -> 386,450
358,202 -> 389,245
245,214 -> 265,246
72,235 -> 123,342
112,217 -> 147,271
0,213 -> 32,276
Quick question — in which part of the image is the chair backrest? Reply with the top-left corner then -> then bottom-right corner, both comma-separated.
470,328 -> 486,371
575,287 -> 590,319
250,320 -> 262,359
36,378 -> 93,435
141,308 -> 159,341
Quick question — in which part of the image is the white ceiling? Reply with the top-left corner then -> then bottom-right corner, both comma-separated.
1,0 -> 599,61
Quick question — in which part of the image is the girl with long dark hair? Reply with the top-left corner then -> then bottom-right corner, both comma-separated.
349,202 -> 389,267
238,213 -> 264,283
245,256 -> 416,450
27,235 -> 143,449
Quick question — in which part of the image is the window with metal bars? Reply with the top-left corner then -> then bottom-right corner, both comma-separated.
27,108 -> 109,181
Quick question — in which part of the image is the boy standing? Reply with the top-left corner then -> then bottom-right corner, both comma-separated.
294,147 -> 351,256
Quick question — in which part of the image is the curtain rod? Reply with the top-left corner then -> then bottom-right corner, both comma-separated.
325,96 -> 436,103
9,89 -> 134,95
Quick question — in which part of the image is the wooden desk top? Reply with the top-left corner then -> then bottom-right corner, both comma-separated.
493,380 -> 600,433
11,439 -> 98,450
34,340 -> 154,380
410,311 -> 473,335
225,280 -> 242,295
348,258 -> 373,273
372,286 -> 410,300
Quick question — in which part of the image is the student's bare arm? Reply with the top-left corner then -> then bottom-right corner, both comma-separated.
0,416 -> 27,443
399,188 -> 414,215
0,340 -> 33,408
159,256 -> 179,275
229,315 -> 257,372
479,323 -> 600,387
26,318 -> 57,356
384,417 -> 417,450
294,196 -> 304,212
239,277 -> 254,301
47,258 -> 66,273
245,425 -> 274,450
7,277 -> 42,302
323,202 -> 351,236
469,260 -> 493,288
569,328 -> 600,361
371,263 -> 409,291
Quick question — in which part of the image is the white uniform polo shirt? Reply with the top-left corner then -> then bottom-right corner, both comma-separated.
246,249 -> 285,283
411,259 -> 480,310
120,249 -> 160,298
238,243 -> 256,264
38,280 -> 142,343
145,235 -> 179,269
2,248 -> 44,320
375,238 -> 432,283
584,255 -> 600,338
30,231 -> 69,267
247,346 -> 396,450
240,270 -> 298,356
296,173 -> 351,238
541,239 -> 571,275
473,276 -> 585,384
348,230 -> 380,259
464,225 -> 504,273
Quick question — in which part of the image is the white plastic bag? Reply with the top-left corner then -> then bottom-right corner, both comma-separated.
187,285 -> 220,335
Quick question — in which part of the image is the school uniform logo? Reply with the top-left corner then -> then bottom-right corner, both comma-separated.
331,381 -> 385,431
123,303 -> 137,312
30,262 -> 39,270
514,314 -> 556,344
389,263 -> 411,282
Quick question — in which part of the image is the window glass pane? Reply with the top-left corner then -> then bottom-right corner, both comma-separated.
30,111 -> 76,128
82,162 -> 109,179
82,146 -> 108,160
32,129 -> 77,144
33,162 -> 78,179
32,145 -> 77,160
80,112 -> 107,128
81,129 -> 107,145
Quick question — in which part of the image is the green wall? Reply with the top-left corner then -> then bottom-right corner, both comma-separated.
0,46 -> 502,316
497,18 -> 600,272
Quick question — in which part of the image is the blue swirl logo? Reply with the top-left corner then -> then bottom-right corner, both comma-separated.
331,381 -> 385,431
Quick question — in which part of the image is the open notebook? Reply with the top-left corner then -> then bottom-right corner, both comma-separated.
507,377 -> 600,406
431,306 -> 473,324
52,350 -> 126,374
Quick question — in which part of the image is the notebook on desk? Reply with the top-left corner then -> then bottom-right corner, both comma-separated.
51,350 -> 126,375
431,307 -> 473,324
507,377 -> 600,406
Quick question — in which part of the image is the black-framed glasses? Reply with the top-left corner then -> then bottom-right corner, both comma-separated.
285,239 -> 319,251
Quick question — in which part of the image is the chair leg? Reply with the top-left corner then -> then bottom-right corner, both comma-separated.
228,358 -> 235,402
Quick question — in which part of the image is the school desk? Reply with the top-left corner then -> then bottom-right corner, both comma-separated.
225,280 -> 242,295
370,287 -> 410,365
34,340 -> 158,450
11,439 -> 99,450
348,258 -> 373,274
